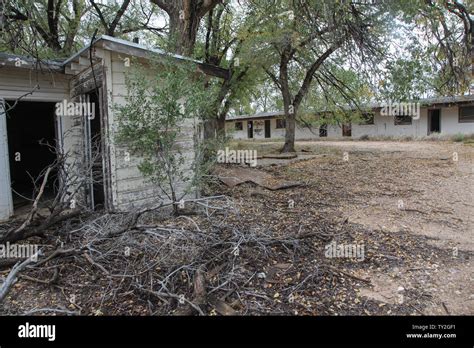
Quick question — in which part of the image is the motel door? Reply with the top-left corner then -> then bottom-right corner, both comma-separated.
342,124 -> 352,137
428,109 -> 441,135
248,121 -> 254,139
0,99 -> 13,220
264,120 -> 271,138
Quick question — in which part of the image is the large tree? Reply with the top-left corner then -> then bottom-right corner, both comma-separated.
196,2 -> 265,140
1,0 -> 166,57
89,0 -> 165,37
413,0 -> 473,94
252,0 -> 388,152
1,0 -> 87,56
150,0 -> 222,56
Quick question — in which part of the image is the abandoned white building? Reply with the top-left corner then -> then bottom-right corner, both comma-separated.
0,36 -> 228,221
226,96 -> 474,140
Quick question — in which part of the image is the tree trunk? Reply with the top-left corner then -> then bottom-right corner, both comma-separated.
282,105 -> 296,153
203,119 -> 217,141
168,10 -> 200,56
0,1 -> 5,31
150,0 -> 222,57
216,115 -> 226,137
202,118 -> 217,162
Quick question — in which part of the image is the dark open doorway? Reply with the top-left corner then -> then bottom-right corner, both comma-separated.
86,90 -> 105,210
342,123 -> 352,137
264,120 -> 271,138
247,120 -> 254,139
428,109 -> 441,135
6,101 -> 58,209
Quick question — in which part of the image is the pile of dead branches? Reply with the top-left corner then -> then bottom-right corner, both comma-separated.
1,192 -> 367,316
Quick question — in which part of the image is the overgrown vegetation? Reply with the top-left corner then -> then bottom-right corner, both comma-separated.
115,57 -> 220,210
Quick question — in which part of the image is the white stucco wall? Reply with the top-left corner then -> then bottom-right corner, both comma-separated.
441,106 -> 474,134
227,105 -> 474,140
225,118 -> 341,140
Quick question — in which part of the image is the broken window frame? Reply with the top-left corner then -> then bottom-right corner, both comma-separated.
459,106 -> 474,123
276,118 -> 286,129
394,115 -> 412,126
235,121 -> 243,131
360,112 -> 375,125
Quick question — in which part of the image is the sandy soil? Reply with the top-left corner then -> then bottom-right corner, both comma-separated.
1,140 -> 472,316
278,140 -> 474,315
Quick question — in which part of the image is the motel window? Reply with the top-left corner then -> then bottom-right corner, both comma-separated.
276,119 -> 286,129
235,121 -> 243,131
360,112 -> 375,125
319,124 -> 328,137
459,106 -> 474,123
394,115 -> 412,125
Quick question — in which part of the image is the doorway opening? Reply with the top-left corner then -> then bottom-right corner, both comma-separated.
85,90 -> 105,210
428,109 -> 441,135
6,101 -> 58,210
342,123 -> 352,137
247,121 -> 254,139
264,120 -> 271,138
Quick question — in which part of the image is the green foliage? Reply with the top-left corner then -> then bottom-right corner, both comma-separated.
242,0 -> 393,143
193,2 -> 271,120
115,56 -> 217,205
1,0 -> 164,58
452,133 -> 465,142
380,0 -> 473,96
1,0 -> 88,57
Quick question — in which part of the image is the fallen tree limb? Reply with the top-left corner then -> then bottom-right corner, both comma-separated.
135,285 -> 205,316
83,252 -> 110,276
2,168 -> 52,243
0,259 -> 24,270
1,210 -> 82,244
108,202 -> 169,237
324,265 -> 371,284
19,268 -> 59,285
34,248 -> 79,267
174,266 -> 207,316
0,251 -> 41,302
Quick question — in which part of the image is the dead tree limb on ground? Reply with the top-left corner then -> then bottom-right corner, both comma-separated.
0,251 -> 41,302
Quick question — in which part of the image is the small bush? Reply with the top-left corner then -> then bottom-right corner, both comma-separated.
452,133 -> 465,142
422,132 -> 445,141
462,133 -> 474,141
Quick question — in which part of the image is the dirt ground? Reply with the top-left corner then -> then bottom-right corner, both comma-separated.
1,140 -> 472,316
244,140 -> 474,315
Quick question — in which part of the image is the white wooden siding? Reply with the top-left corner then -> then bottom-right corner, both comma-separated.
0,100 -> 13,221
0,68 -> 70,102
0,68 -> 71,220
107,52 -> 198,211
